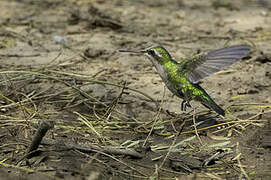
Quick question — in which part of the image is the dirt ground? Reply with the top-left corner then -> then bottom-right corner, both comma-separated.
0,0 -> 271,179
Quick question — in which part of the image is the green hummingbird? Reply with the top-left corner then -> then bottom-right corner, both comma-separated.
119,45 -> 251,116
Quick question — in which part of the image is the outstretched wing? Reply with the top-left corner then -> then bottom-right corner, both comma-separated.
182,45 -> 251,83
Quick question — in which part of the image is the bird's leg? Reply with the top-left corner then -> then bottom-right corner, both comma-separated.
181,100 -> 192,111
186,101 -> 192,108
181,100 -> 186,111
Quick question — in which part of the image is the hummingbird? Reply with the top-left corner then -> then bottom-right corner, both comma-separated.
119,45 -> 251,116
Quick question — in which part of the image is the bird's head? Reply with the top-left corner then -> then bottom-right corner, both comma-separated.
119,46 -> 172,65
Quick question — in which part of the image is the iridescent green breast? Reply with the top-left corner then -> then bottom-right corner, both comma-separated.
163,61 -> 210,101
163,61 -> 186,98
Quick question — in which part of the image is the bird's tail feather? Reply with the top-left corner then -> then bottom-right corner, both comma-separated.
194,84 -> 225,116
201,99 -> 225,117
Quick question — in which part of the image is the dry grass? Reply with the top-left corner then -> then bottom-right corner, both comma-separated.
0,66 -> 270,179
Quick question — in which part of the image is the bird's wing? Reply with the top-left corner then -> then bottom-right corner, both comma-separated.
181,45 -> 251,83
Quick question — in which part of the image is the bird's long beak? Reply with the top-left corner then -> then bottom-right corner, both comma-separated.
119,49 -> 146,53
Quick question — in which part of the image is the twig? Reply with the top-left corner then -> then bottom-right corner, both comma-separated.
197,35 -> 231,40
0,53 -> 40,57
46,70 -> 156,103
76,150 -> 146,179
0,70 -> 147,121
26,120 -> 55,159
142,86 -> 166,147
0,90 -> 48,118
203,149 -> 231,167
204,173 -> 223,180
181,119 -> 267,136
103,81 -> 127,120
235,142 -> 250,180
193,108 -> 203,146
73,111 -> 103,140
1,159 -> 62,180
41,138 -> 143,159
158,120 -> 186,170
93,149 -> 146,177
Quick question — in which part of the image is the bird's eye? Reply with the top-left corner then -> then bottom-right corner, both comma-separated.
148,50 -> 156,56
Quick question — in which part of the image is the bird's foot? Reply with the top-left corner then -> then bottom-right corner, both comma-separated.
181,100 -> 191,111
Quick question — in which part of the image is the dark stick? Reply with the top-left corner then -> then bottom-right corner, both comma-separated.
26,120 -> 55,159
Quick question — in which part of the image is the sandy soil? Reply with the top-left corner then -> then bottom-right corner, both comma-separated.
0,0 -> 271,179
